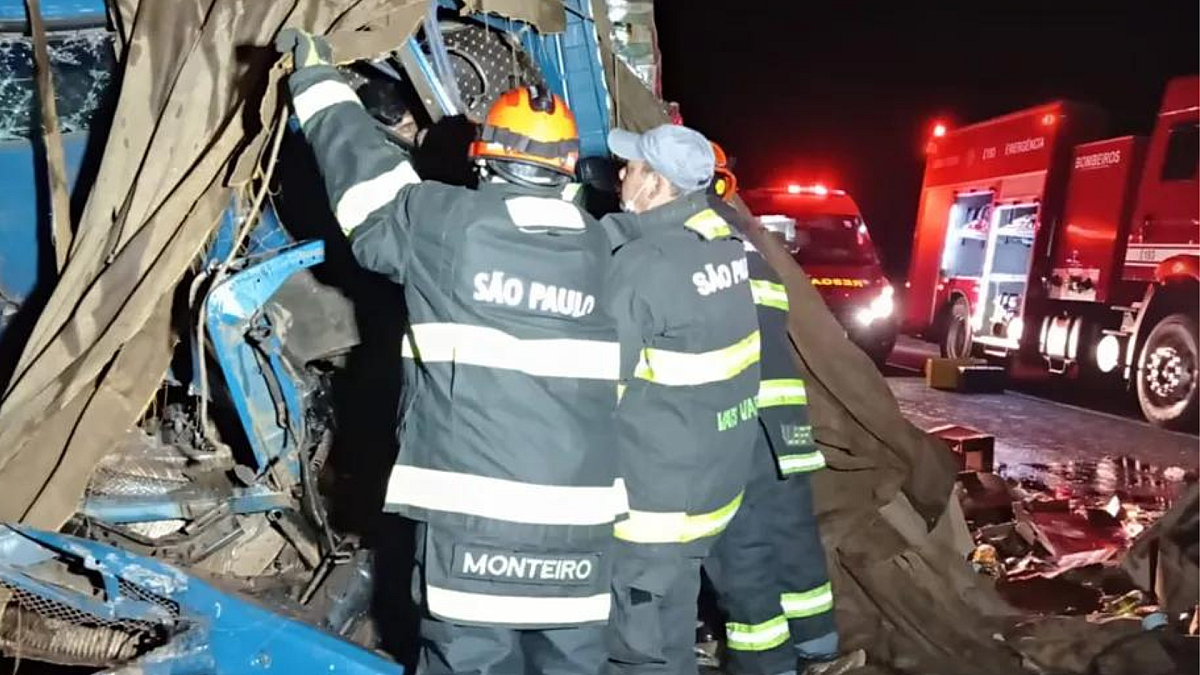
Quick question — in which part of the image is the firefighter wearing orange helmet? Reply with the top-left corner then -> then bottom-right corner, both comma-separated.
278,29 -> 625,675
711,141 -> 738,202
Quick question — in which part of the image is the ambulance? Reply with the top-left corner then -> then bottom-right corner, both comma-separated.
743,184 -> 897,365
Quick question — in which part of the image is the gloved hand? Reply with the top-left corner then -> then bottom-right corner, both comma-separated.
275,28 -> 332,69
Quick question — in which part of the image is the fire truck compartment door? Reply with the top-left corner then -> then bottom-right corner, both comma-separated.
995,172 -> 1046,202
1053,137 -> 1145,303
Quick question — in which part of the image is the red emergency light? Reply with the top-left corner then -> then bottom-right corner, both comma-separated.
1041,112 -> 1057,127
932,122 -> 948,138
784,183 -> 844,196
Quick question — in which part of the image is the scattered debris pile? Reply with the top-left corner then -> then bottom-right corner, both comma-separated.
957,453 -> 1198,628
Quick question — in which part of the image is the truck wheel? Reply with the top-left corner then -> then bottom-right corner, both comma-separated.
1136,313 -> 1199,431
940,296 -> 974,359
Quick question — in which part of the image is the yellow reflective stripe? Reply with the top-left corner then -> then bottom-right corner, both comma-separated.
402,323 -> 619,380
725,614 -> 790,652
757,378 -> 807,408
750,279 -> 789,311
614,491 -> 743,543
617,383 -> 627,402
778,451 -> 825,475
634,331 -> 760,386
781,582 -> 834,618
683,208 -> 732,239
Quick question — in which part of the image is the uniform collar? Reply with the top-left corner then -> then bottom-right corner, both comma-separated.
603,190 -> 718,248
478,179 -> 580,202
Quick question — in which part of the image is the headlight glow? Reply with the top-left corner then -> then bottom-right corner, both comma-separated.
1006,317 -> 1024,340
1096,334 -> 1122,373
857,285 -> 895,325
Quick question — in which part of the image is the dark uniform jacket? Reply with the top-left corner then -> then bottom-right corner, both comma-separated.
709,196 -> 824,477
745,241 -> 825,477
289,64 -> 623,628
602,191 -> 761,557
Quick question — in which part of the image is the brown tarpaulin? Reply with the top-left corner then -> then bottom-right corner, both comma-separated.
0,0 -> 438,525
0,1 -> 1167,672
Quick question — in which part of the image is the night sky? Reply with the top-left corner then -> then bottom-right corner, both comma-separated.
655,2 -> 1199,279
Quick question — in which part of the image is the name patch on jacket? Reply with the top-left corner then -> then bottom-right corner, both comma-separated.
692,258 -> 749,296
717,395 -> 758,431
780,423 -> 813,447
453,545 -> 600,586
472,270 -> 596,317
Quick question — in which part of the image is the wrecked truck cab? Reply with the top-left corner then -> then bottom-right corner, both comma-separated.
0,2 -> 620,671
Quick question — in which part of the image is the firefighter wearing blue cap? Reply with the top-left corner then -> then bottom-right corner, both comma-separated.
601,124 -> 761,675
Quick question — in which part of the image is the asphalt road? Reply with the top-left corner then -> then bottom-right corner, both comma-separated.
885,336 -> 1198,471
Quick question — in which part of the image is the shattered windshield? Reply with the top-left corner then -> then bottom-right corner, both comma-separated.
0,28 -> 116,140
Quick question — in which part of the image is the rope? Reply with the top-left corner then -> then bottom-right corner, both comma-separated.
195,106 -> 289,448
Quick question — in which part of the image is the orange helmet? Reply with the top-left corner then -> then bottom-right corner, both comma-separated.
469,85 -> 580,177
711,142 -> 737,202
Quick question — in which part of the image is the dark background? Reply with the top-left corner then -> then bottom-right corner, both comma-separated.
655,1 -> 1199,280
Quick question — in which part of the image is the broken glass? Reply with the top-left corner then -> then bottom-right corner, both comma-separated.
0,28 -> 116,141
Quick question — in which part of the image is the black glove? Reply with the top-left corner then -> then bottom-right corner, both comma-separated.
275,27 -> 332,68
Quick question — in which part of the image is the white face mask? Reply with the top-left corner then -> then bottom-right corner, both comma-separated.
620,178 -> 652,213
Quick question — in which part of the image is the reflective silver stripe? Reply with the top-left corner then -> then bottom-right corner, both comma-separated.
336,161 -> 421,233
386,465 -> 628,526
402,323 -> 619,380
293,79 -> 362,126
505,196 -> 585,230
778,451 -> 825,474
427,585 -> 611,625
634,331 -> 760,386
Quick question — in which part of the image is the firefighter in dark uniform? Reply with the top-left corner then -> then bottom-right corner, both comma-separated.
702,148 -> 846,675
278,31 -> 626,675
600,124 -> 761,675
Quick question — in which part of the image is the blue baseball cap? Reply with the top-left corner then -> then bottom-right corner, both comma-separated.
608,124 -> 715,193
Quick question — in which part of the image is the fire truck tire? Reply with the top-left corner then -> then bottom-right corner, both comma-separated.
940,296 -> 974,359
1136,313 -> 1199,431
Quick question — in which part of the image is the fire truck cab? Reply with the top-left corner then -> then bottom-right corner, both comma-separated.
744,185 -> 897,365
904,76 -> 1199,429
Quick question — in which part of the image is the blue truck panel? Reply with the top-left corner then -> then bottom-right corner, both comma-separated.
0,0 -> 106,25
0,132 -> 87,327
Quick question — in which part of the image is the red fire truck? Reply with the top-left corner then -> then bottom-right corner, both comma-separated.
903,75 -> 1199,429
